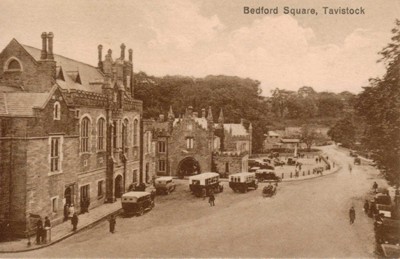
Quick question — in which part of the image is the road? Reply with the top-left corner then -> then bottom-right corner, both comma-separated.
8,145 -> 380,257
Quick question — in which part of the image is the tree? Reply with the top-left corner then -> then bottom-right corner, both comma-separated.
301,124 -> 318,151
355,20 -> 400,185
327,117 -> 356,148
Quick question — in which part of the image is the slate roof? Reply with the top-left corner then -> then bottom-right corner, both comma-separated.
0,92 -> 49,116
22,45 -> 104,93
223,123 -> 248,136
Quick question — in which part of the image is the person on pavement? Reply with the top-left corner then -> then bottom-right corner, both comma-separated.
71,213 -> 78,231
363,200 -> 369,214
43,216 -> 51,243
349,206 -> 356,225
36,217 -> 43,245
372,182 -> 378,193
109,215 -> 116,234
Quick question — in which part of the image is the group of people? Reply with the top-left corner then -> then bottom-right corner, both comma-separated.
63,203 -> 79,231
35,216 -> 51,245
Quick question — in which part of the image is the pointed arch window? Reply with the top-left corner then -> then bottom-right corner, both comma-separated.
81,117 -> 90,152
133,119 -> 139,146
53,102 -> 61,120
122,119 -> 129,150
97,118 -> 105,151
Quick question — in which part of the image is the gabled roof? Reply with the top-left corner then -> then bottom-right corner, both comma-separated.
0,92 -> 49,116
22,45 -> 104,93
223,123 -> 248,136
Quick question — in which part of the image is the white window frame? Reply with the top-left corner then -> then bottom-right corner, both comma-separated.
48,136 -> 63,175
186,137 -> 194,149
51,195 -> 59,214
158,141 -> 166,153
97,179 -> 105,198
97,117 -> 106,151
158,160 -> 166,172
80,116 -> 91,153
53,101 -> 61,120
4,56 -> 23,72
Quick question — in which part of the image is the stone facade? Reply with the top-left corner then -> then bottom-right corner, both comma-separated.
151,106 -> 251,178
0,33 -> 148,236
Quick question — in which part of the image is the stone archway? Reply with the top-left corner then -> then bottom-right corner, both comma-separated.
114,175 -> 123,198
177,157 -> 201,177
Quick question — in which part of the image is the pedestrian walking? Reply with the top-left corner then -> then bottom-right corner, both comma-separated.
348,164 -> 352,174
36,217 -> 43,245
372,181 -> 378,193
71,213 -> 78,231
333,161 -> 335,168
209,193 -> 215,207
109,215 -> 116,233
43,216 -> 51,243
315,157 -> 318,163
349,206 -> 356,224
68,204 -> 75,219
363,200 -> 369,214
63,203 -> 69,221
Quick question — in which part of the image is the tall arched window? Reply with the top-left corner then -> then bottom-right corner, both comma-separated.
97,118 -> 105,151
122,119 -> 129,150
81,117 -> 90,152
133,119 -> 138,146
53,102 -> 61,120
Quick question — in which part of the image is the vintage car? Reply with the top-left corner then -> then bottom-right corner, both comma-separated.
154,176 -> 176,195
189,172 -> 223,197
255,169 -> 281,182
375,218 -> 400,245
229,172 -> 258,193
354,157 -> 361,165
121,191 -> 154,216
287,157 -> 296,166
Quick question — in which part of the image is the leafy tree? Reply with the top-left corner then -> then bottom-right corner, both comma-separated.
301,124 -> 318,151
355,20 -> 400,185
327,117 -> 356,148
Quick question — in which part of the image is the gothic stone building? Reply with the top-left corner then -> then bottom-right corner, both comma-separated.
0,33 -> 152,235
151,106 -> 252,178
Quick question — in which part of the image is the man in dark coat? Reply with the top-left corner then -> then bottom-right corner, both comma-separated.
209,193 -> 215,206
36,217 -> 43,244
349,206 -> 356,224
372,182 -> 378,193
71,213 -> 78,231
43,216 -> 51,243
109,215 -> 116,233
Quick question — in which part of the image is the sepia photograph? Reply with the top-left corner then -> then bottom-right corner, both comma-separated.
0,0 -> 399,257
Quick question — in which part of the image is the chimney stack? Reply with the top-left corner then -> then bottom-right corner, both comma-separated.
128,49 -> 133,62
98,44 -> 103,68
47,32 -> 54,60
120,43 -> 126,60
41,32 -> 47,60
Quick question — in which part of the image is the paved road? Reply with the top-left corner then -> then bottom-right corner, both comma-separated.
8,145 -> 379,257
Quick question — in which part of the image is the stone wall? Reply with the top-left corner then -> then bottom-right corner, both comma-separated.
213,154 -> 248,177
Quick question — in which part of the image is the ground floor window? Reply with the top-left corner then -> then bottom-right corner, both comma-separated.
51,197 -> 58,213
97,180 -> 104,198
80,184 -> 90,201
158,160 -> 166,172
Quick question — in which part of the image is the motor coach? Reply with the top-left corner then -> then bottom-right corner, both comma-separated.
189,172 -> 223,197
229,172 -> 258,193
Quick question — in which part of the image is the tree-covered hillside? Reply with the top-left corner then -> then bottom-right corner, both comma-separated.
134,73 -> 355,154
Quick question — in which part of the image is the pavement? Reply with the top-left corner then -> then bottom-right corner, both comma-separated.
0,201 -> 121,253
0,149 -> 338,253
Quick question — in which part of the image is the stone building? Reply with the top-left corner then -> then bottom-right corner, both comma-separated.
151,106 -> 251,178
0,33 -> 151,235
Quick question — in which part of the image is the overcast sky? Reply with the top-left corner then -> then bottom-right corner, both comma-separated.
0,0 -> 398,96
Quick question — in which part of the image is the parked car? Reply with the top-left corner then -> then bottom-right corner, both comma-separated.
349,150 -> 358,157
189,172 -> 223,197
248,166 -> 261,173
375,218 -> 400,245
273,159 -> 285,166
287,157 -> 296,166
255,169 -> 281,182
154,176 -> 176,195
229,172 -> 258,193
121,191 -> 154,216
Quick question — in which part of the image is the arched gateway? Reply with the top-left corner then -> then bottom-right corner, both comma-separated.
177,157 -> 201,178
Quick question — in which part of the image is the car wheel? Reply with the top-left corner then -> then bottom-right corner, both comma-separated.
137,206 -> 144,216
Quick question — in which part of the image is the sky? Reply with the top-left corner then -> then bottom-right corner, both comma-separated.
0,0 -> 399,96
